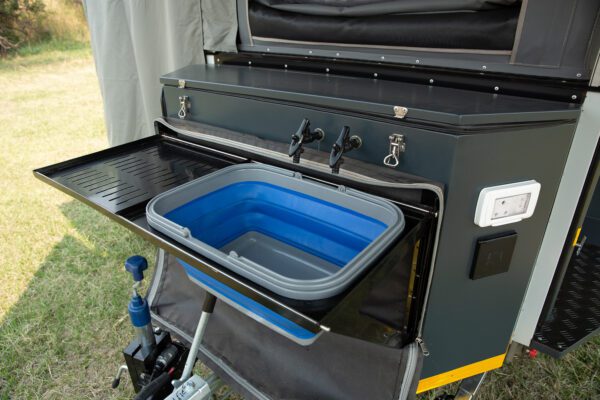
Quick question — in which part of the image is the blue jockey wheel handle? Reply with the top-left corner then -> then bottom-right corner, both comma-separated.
128,293 -> 151,327
125,255 -> 148,282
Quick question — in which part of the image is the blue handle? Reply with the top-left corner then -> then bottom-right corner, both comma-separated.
125,255 -> 148,282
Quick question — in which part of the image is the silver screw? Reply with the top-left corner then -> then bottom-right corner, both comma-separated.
308,50 -> 313,54
571,95 -> 577,100
325,68 -> 330,73
576,73 -> 582,78
267,48 -> 270,52
482,65 -> 487,70
216,59 -> 220,63
284,64 -> 288,69
374,73 -> 378,78
494,86 -> 500,92
336,52 -> 340,57
248,61 -> 252,65
416,59 -> 420,64
381,56 -> 385,60
429,79 -> 434,84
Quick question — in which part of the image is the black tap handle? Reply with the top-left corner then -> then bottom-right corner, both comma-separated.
289,118 -> 310,162
329,126 -> 350,173
329,126 -> 361,174
289,118 -> 324,163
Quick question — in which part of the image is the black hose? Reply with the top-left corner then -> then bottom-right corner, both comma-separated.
133,371 -> 171,400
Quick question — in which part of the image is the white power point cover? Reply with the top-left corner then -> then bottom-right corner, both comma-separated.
474,180 -> 541,227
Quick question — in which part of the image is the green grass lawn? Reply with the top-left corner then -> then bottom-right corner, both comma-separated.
0,45 -> 598,400
0,44 -> 154,399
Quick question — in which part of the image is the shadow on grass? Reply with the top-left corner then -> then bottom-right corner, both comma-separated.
0,200 -> 155,400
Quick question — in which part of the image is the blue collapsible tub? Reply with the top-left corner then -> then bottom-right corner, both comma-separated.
146,164 -> 404,300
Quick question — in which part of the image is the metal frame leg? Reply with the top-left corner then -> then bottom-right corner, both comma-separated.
172,293 -> 217,387
505,341 -> 525,362
454,372 -> 487,400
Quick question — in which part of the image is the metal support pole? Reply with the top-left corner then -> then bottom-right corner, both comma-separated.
174,293 -> 217,386
111,365 -> 128,388
454,372 -> 487,400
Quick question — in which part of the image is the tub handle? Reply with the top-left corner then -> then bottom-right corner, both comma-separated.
149,216 -> 190,238
228,252 -> 270,274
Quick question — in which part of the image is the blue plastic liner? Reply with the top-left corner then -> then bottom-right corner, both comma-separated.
146,164 -> 404,300
165,181 -> 387,268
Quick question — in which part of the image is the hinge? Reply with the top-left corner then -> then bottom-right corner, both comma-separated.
416,337 -> 430,357
574,235 -> 587,256
393,106 -> 408,119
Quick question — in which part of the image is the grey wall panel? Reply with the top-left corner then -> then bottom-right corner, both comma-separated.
420,124 -> 575,377
163,65 -> 581,124
163,86 -> 458,183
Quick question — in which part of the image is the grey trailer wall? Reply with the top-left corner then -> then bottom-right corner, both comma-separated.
160,78 -> 578,381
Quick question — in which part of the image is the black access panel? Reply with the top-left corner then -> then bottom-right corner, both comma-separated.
471,232 -> 518,280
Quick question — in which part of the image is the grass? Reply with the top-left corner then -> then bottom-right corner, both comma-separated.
419,339 -> 600,400
1,0 -> 88,60
0,40 -> 91,71
0,44 -> 598,400
0,43 -> 154,399
42,0 -> 89,44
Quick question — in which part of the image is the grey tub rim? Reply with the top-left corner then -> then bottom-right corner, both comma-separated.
146,163 -> 405,300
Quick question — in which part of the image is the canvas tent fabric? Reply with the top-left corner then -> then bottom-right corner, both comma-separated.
253,0 -> 521,16
249,1 -> 520,50
83,0 -> 238,146
202,0 -> 239,53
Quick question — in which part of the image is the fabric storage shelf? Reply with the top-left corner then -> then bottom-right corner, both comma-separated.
146,164 -> 404,300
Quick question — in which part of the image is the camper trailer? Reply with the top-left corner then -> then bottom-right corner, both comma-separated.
35,1 -> 600,399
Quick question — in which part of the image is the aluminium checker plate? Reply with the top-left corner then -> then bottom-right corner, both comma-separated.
532,244 -> 600,358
